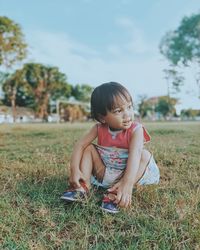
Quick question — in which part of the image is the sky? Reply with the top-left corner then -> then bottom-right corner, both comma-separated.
0,0 -> 200,112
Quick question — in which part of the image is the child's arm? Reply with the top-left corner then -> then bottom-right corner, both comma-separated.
69,124 -> 98,188
108,126 -> 144,207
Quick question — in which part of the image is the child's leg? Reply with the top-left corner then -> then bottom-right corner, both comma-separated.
135,149 -> 152,183
79,144 -> 106,189
61,145 -> 105,201
101,149 -> 154,212
136,149 -> 160,186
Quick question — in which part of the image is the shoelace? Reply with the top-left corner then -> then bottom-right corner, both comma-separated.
102,190 -> 117,203
79,180 -> 89,192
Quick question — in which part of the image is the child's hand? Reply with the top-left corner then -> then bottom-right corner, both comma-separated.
108,180 -> 133,208
69,169 -> 86,189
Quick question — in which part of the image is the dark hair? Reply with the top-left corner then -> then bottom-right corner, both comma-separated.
91,82 -> 133,122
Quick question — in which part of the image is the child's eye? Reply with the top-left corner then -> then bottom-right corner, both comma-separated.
113,109 -> 121,114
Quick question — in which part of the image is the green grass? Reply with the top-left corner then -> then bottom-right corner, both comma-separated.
0,121 -> 199,250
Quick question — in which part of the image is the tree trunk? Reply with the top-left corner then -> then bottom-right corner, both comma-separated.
11,87 -> 17,122
37,93 -> 49,121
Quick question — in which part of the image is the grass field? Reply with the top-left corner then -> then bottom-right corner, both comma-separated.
0,121 -> 200,250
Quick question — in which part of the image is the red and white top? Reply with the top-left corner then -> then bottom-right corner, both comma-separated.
97,122 -> 151,149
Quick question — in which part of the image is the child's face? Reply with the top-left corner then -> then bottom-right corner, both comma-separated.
101,95 -> 134,130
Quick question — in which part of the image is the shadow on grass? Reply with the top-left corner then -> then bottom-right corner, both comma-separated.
15,175 -> 106,212
16,176 -> 73,206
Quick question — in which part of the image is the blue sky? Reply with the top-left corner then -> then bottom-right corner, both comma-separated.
1,0 -> 200,111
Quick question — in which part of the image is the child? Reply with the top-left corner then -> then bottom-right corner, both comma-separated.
61,82 -> 160,213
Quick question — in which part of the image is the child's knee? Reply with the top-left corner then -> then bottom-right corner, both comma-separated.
83,144 -> 95,154
141,149 -> 151,164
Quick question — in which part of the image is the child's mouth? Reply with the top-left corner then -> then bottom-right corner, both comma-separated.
123,120 -> 131,126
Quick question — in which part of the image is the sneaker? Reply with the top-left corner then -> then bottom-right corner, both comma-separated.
60,180 -> 88,202
101,194 -> 119,214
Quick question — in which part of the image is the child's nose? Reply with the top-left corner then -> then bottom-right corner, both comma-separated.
123,109 -> 130,118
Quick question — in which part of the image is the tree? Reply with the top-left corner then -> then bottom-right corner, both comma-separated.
72,84 -> 93,102
2,69 -> 25,121
155,96 -> 178,118
2,63 -> 72,120
0,16 -> 27,121
138,95 -> 153,118
163,68 -> 184,94
0,16 -> 27,68
138,95 -> 178,119
181,108 -> 200,118
160,12 -> 200,97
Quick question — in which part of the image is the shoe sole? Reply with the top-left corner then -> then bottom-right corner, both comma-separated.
60,195 -> 87,202
101,207 -> 119,214
60,196 -> 77,201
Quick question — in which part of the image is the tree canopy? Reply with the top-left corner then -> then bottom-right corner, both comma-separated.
72,84 -> 93,102
155,96 -> 177,117
160,13 -> 200,65
2,63 -> 72,120
138,95 -> 153,118
160,12 -> 200,97
0,16 -> 27,68
138,95 -> 178,118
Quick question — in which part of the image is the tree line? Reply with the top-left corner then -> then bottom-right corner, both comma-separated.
0,16 -> 92,121
0,13 -> 199,121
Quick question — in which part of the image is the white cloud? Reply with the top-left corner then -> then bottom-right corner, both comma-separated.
26,29 -> 166,93
24,28 -> 199,110
115,17 -> 154,55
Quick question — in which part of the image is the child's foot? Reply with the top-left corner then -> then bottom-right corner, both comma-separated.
60,180 -> 89,202
101,192 -> 119,214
